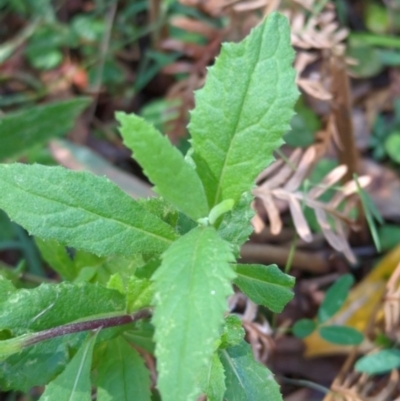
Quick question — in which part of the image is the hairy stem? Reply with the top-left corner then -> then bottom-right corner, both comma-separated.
26,309 -> 152,347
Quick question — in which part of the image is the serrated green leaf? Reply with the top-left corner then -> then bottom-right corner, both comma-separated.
292,319 -> 316,338
126,276 -> 154,312
219,340 -> 283,401
39,332 -> 97,401
218,191 -> 254,253
117,112 -> 209,220
0,98 -> 91,161
96,337 -> 151,401
355,349 -> 400,375
233,264 -> 294,313
319,325 -> 364,345
190,13 -> 298,208
199,352 -> 226,401
318,274 -> 354,323
0,281 -> 125,335
220,314 -> 245,349
152,226 -> 235,401
0,164 -> 178,257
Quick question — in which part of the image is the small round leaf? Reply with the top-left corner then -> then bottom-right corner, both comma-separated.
355,349 -> 400,375
292,319 -> 316,339
319,325 -> 363,346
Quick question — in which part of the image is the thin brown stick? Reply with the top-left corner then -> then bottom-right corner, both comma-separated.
240,243 -> 328,273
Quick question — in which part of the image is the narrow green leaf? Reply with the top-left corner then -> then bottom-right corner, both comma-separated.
199,353 -> 226,401
0,164 -> 178,257
292,319 -> 317,338
355,349 -> 400,375
319,325 -> 364,345
96,337 -> 151,401
0,98 -> 91,161
355,175 -> 383,252
0,282 -> 125,335
39,332 -> 97,401
318,274 -> 354,323
117,112 -> 209,220
233,264 -> 294,313
219,340 -> 283,401
190,13 -> 298,207
152,226 -> 235,401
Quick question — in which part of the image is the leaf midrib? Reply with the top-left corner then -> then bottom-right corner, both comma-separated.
212,23 -> 266,207
2,176 -> 174,246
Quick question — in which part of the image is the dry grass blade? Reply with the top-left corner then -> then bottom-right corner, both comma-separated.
384,262 -> 400,340
308,165 -> 348,199
253,146 -> 371,262
323,354 -> 400,401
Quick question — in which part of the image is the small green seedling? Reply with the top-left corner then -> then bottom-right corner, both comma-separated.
0,13 -> 298,401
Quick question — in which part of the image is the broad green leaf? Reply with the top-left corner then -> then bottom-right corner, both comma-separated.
318,274 -> 354,323
218,192 -> 254,253
96,337 -> 151,401
292,319 -> 316,338
190,13 -> 298,208
0,98 -> 90,161
318,325 -> 364,346
199,353 -> 226,401
355,349 -> 400,375
117,112 -> 209,220
220,314 -> 245,349
126,276 -> 154,312
0,334 -> 85,391
0,164 -> 177,257
219,340 -> 283,401
233,264 -> 294,313
0,281 -> 125,335
152,226 -> 235,401
39,332 -> 97,401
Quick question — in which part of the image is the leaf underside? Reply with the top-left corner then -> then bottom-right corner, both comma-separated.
0,281 -> 126,335
152,226 -> 235,401
190,13 -> 299,208
0,164 -> 177,257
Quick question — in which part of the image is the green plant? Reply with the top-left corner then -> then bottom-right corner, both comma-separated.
293,274 -> 364,345
0,13 -> 298,401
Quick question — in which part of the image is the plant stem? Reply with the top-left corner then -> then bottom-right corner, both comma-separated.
26,309 -> 152,347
